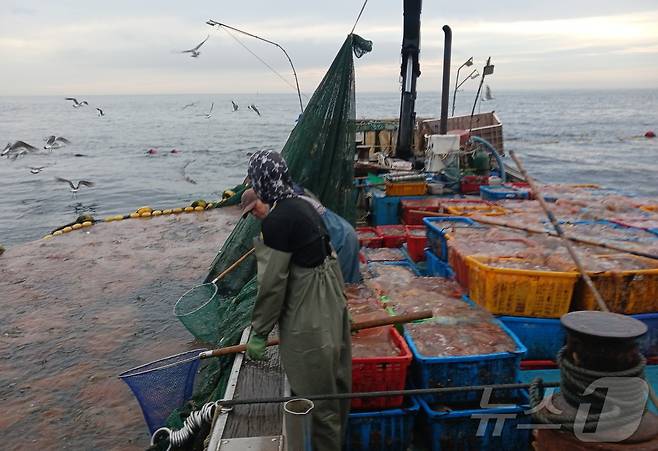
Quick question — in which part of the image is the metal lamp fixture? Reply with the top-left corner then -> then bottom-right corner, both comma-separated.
451,57 -> 474,116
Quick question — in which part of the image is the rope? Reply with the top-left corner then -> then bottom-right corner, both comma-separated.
528,347 -> 654,433
350,0 -> 369,34
220,27 -> 306,98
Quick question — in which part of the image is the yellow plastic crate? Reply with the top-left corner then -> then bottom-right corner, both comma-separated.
445,204 -> 507,217
572,256 -> 658,314
639,205 -> 658,213
466,256 -> 579,318
385,180 -> 427,196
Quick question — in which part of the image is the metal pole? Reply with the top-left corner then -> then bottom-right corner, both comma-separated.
206,19 -> 304,114
439,25 -> 452,134
452,57 -> 472,117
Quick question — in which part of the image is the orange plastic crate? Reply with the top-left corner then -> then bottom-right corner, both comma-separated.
385,180 -> 427,196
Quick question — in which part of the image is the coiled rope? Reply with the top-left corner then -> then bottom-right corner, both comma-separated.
151,401 -> 218,451
529,347 -> 653,433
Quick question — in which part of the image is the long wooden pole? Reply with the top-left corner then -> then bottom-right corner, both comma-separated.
507,150 -> 609,312
409,210 -> 658,260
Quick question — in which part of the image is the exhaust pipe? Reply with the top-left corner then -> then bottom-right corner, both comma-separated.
283,398 -> 314,451
439,25 -> 452,135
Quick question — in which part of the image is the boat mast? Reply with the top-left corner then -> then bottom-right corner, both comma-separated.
395,0 -> 422,160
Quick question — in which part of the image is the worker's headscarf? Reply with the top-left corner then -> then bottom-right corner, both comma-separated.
247,150 -> 297,205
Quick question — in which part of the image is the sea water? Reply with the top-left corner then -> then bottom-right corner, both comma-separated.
1,89 -> 657,246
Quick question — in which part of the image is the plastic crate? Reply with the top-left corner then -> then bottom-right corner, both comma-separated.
496,316 -> 565,360
571,255 -> 658,314
423,216 -> 480,261
357,227 -> 383,248
405,301 -> 527,403
424,249 -> 455,278
400,198 -> 443,225
364,247 -> 406,262
375,225 -> 408,248
351,327 -> 413,410
635,312 -> 658,357
344,398 -> 419,451
448,246 -> 470,291
466,255 -> 579,318
438,199 -> 507,217
386,180 -> 428,196
417,394 -> 531,451
370,193 -> 427,226
460,175 -> 489,195
405,225 -> 428,262
479,185 -> 530,201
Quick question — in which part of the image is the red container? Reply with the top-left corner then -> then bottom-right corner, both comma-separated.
400,198 -> 442,225
448,246 -> 470,290
351,327 -> 413,410
357,227 -> 383,248
375,225 -> 407,248
405,225 -> 427,262
520,360 -> 558,370
460,175 -> 489,194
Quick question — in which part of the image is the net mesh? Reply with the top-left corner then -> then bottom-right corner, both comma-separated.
166,33 -> 371,430
173,284 -> 221,344
119,349 -> 205,434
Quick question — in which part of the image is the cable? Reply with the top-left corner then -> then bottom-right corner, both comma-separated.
220,27 -> 304,96
350,0 -> 369,34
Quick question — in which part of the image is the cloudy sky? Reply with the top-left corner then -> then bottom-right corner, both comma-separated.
1,1 -> 657,96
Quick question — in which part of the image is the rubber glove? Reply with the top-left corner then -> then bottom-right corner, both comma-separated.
246,333 -> 268,361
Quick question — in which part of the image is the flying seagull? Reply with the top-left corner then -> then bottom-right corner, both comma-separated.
30,166 -> 46,174
181,102 -> 198,110
482,85 -> 495,101
96,108 -> 104,117
65,97 -> 89,108
181,35 -> 209,58
44,135 -> 71,150
200,102 -> 214,119
247,104 -> 261,116
55,177 -> 95,194
2,140 -> 38,157
231,100 -> 239,112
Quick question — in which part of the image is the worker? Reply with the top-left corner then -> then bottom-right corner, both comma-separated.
241,187 -> 362,283
243,150 -> 352,451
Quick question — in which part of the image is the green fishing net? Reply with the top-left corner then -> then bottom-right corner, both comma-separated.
168,33 -> 371,429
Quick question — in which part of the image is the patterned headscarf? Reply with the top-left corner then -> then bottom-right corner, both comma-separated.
247,150 -> 297,205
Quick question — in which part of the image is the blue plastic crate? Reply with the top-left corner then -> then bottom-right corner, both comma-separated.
480,185 -> 530,201
344,398 -> 419,451
405,297 -> 527,403
417,394 -> 532,451
424,249 -> 455,278
634,312 -> 658,357
369,191 -> 427,226
496,316 -> 565,361
422,217 -> 482,261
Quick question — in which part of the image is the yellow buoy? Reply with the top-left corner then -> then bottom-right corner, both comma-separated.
194,206 -> 204,212
82,221 -> 93,227
42,235 -> 53,240
105,216 -> 115,222
62,226 -> 73,233
184,206 -> 194,213
137,206 -> 153,214
71,223 -> 83,230
205,203 -> 214,210
152,210 -> 162,216
141,211 -> 152,218
172,207 -> 183,214
129,212 -> 140,219
53,230 -> 63,236
162,209 -> 172,215
116,215 -> 126,221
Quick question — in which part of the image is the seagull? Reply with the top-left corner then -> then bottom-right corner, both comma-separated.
199,102 -> 214,119
30,166 -> 46,174
55,177 -> 94,195
44,135 -> 71,150
181,102 -> 198,110
181,35 -> 209,58
248,104 -> 261,116
482,85 -> 494,101
65,97 -> 89,108
2,140 -> 38,157
231,100 -> 239,112
96,108 -> 104,117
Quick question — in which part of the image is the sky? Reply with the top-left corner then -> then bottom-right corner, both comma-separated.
1,1 -> 657,96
